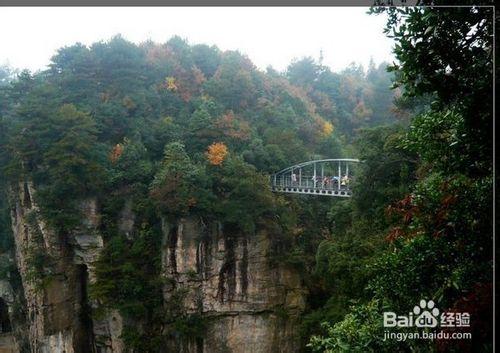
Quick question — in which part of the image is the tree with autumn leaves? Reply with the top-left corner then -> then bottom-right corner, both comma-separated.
206,142 -> 228,166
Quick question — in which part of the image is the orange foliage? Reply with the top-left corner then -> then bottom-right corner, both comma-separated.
206,142 -> 228,166
192,66 -> 206,85
109,143 -> 124,164
214,111 -> 251,141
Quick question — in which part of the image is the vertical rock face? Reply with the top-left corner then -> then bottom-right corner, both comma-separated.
0,278 -> 21,353
162,217 -> 307,353
9,181 -> 80,353
6,185 -> 306,353
0,334 -> 19,353
6,182 -> 124,353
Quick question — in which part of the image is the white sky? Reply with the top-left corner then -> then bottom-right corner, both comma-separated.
0,7 -> 395,73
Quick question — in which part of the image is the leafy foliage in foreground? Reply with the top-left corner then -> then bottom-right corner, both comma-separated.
309,6 -> 493,353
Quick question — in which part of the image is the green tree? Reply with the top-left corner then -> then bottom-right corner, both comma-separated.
150,142 -> 212,218
11,101 -> 104,231
204,51 -> 259,111
209,156 -> 275,234
378,6 -> 493,175
42,105 -> 104,229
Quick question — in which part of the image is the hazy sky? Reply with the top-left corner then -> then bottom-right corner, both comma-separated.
0,7 -> 395,73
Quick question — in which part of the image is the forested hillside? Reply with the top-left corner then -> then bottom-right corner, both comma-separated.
0,5 -> 493,353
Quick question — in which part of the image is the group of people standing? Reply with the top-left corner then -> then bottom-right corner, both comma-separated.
290,172 -> 350,188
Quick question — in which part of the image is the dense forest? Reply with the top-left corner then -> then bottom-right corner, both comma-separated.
0,6 -> 493,353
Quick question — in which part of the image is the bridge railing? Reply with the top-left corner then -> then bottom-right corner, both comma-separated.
271,159 -> 359,197
274,174 -> 352,189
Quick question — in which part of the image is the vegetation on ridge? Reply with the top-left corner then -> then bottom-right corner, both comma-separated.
0,5 -> 492,352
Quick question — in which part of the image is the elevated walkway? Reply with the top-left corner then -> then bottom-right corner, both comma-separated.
271,159 -> 360,197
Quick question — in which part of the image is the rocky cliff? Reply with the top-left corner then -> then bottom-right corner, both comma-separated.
1,183 -> 306,353
162,218 -> 306,353
5,182 -> 123,353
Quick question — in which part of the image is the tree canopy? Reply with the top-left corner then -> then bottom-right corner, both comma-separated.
0,10 -> 492,351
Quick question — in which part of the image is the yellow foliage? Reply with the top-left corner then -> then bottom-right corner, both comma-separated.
165,76 -> 178,91
162,116 -> 173,125
206,142 -> 228,166
321,121 -> 334,137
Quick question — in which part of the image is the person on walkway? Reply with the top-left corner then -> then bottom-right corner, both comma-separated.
341,175 -> 349,188
323,176 -> 329,188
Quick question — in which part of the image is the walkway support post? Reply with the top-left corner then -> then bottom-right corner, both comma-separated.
338,161 -> 341,191
321,163 -> 324,188
313,162 -> 317,188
